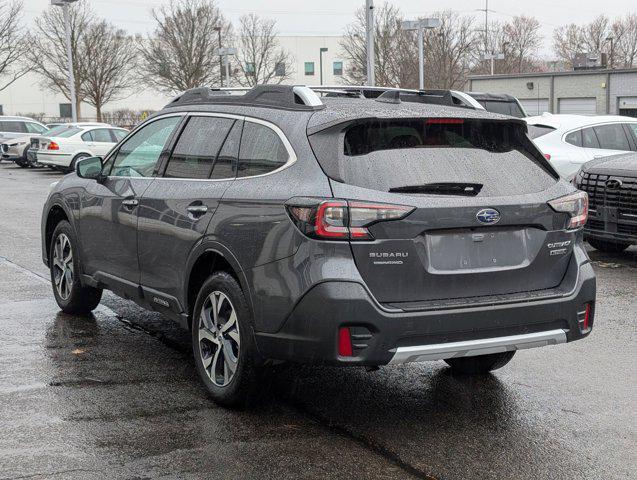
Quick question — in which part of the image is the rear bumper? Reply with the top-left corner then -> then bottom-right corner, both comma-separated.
254,251 -> 596,366
37,152 -> 72,167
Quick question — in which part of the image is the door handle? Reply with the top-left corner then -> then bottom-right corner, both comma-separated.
122,198 -> 139,209
186,204 -> 208,216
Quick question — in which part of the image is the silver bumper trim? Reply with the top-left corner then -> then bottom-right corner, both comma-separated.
388,329 -> 568,364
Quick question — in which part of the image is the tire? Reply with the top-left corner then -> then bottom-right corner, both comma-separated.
587,238 -> 630,253
68,153 -> 90,173
49,220 -> 102,315
16,160 -> 28,168
445,351 -> 515,375
192,272 -> 260,407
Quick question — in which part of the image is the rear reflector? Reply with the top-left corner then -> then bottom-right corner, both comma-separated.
578,303 -> 592,333
544,153 -> 551,160
338,327 -> 353,357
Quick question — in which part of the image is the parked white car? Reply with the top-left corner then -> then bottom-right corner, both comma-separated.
33,124 -> 128,171
525,113 -> 637,179
0,116 -> 48,143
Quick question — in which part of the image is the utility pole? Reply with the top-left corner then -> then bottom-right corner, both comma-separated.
365,0 -> 375,86
51,0 -> 79,122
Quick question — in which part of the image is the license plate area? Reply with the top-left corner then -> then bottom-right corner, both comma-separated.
425,227 -> 533,273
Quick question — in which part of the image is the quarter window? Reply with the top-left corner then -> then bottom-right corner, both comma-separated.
238,122 -> 289,177
565,130 -> 582,147
109,116 -> 181,177
593,124 -> 630,150
164,116 -> 234,179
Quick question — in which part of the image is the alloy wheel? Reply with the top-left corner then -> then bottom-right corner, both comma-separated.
52,233 -> 73,300
198,291 -> 240,387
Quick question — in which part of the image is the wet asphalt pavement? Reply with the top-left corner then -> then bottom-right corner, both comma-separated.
0,162 -> 635,480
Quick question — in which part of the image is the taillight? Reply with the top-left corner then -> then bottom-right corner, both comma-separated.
286,198 -> 414,240
544,153 -> 551,160
548,190 -> 588,230
48,141 -> 59,151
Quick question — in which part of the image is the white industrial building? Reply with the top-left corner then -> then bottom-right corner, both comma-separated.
0,35 -> 346,121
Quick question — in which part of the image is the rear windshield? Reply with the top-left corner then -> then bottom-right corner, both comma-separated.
479,100 -> 525,118
310,118 -> 556,196
527,124 -> 556,139
54,127 -> 81,138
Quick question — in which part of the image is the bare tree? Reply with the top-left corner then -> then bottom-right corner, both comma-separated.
31,1 -> 93,117
504,16 -> 542,73
553,16 -> 613,67
425,11 -> 477,88
612,14 -> 637,68
234,14 -> 293,87
0,1 -> 28,91
139,0 -> 231,94
81,22 -> 138,121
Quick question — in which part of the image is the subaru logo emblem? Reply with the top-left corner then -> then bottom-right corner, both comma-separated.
476,208 -> 501,225
605,178 -> 622,190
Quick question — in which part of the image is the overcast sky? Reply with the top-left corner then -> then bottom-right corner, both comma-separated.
24,0 -> 637,57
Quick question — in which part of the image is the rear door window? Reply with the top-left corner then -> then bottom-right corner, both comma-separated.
164,116 -> 234,179
593,124 -> 631,150
0,121 -> 26,133
90,128 -> 114,142
565,130 -> 582,147
237,122 -> 289,177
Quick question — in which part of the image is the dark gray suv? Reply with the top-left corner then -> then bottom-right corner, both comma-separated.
41,85 -> 596,406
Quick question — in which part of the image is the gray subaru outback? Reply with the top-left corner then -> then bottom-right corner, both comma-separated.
41,85 -> 596,406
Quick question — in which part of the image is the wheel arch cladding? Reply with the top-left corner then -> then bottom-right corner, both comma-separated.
45,205 -> 69,260
186,250 -> 242,329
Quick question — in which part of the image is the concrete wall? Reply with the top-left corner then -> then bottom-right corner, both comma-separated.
553,73 -> 606,114
468,75 -> 553,113
468,70 -> 637,116
609,71 -> 637,114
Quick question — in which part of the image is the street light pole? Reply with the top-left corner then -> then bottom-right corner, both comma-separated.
401,18 -> 440,90
51,0 -> 79,122
214,26 -> 223,87
365,0 -> 375,86
319,47 -> 328,86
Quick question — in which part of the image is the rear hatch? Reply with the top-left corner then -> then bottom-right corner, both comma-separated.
309,116 -> 575,306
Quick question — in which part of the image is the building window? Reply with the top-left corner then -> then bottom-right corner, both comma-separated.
333,61 -> 343,76
246,62 -> 255,75
275,62 -> 286,77
59,103 -> 72,118
0,105 -> 3,115
304,62 -> 315,76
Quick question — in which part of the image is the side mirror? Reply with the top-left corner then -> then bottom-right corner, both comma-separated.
76,156 -> 103,180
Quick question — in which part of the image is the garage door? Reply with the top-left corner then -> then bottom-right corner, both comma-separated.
519,98 -> 549,116
558,97 -> 597,114
618,97 -> 637,118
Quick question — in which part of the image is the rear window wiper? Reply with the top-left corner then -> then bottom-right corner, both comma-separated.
389,182 -> 483,196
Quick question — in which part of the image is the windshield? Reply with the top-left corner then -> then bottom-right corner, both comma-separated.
527,125 -> 556,139
309,118 -> 557,196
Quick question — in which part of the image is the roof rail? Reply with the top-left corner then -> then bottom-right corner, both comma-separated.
165,85 -> 325,111
307,85 -> 480,109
